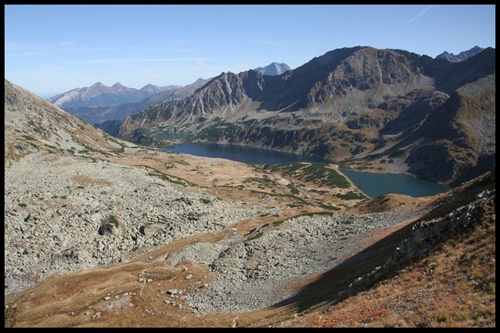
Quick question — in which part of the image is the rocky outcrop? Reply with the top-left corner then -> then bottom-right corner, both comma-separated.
333,187 -> 495,306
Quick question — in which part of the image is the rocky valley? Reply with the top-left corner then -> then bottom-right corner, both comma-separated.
4,44 -> 495,328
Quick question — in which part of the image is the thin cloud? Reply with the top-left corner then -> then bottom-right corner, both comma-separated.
399,5 -> 433,30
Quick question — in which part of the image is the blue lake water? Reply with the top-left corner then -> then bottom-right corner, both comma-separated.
340,168 -> 452,199
165,142 -> 329,164
164,142 -> 452,198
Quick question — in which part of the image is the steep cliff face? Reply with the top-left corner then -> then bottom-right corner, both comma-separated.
106,46 -> 495,186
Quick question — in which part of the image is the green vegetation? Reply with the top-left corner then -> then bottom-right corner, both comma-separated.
243,176 -> 281,189
26,120 -> 44,135
106,215 -> 119,228
200,198 -> 211,204
197,122 -> 243,142
265,162 -> 350,189
248,230 -> 264,241
287,183 -> 301,195
98,215 -> 121,236
336,191 -> 368,200
142,165 -> 198,187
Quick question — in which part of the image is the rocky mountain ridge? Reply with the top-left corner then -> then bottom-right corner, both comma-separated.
436,45 -> 485,62
103,46 -> 495,187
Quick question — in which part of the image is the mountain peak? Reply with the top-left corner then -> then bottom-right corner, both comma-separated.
436,46 -> 485,62
253,62 -> 291,76
90,82 -> 106,88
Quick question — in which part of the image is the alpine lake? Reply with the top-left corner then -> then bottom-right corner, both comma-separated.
164,142 -> 452,199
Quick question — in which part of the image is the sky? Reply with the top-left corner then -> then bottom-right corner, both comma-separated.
4,4 -> 496,99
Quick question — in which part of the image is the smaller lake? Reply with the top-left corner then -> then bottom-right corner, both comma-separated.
340,168 -> 452,199
165,142 -> 330,164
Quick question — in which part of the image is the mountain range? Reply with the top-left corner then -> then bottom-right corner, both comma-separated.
47,81 -> 182,109
95,45 -> 495,188
63,78 -> 210,126
48,47 -> 482,127
436,45 -> 484,62
4,76 -> 496,328
47,63 -> 291,125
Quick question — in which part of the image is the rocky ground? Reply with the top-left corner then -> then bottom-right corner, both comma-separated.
4,144 -> 433,327
179,209 -> 422,315
4,150 -> 266,296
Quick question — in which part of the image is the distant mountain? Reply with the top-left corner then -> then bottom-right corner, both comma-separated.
47,82 -> 182,109
436,46 -> 484,62
253,62 -> 291,76
65,78 -> 210,125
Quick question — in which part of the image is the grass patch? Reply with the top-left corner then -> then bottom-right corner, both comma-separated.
264,162 -> 350,188
98,215 -> 122,236
107,215 -> 119,228
141,165 -> 198,187
336,191 -> 368,200
243,176 -> 281,190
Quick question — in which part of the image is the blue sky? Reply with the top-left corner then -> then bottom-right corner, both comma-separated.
5,4 -> 496,98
